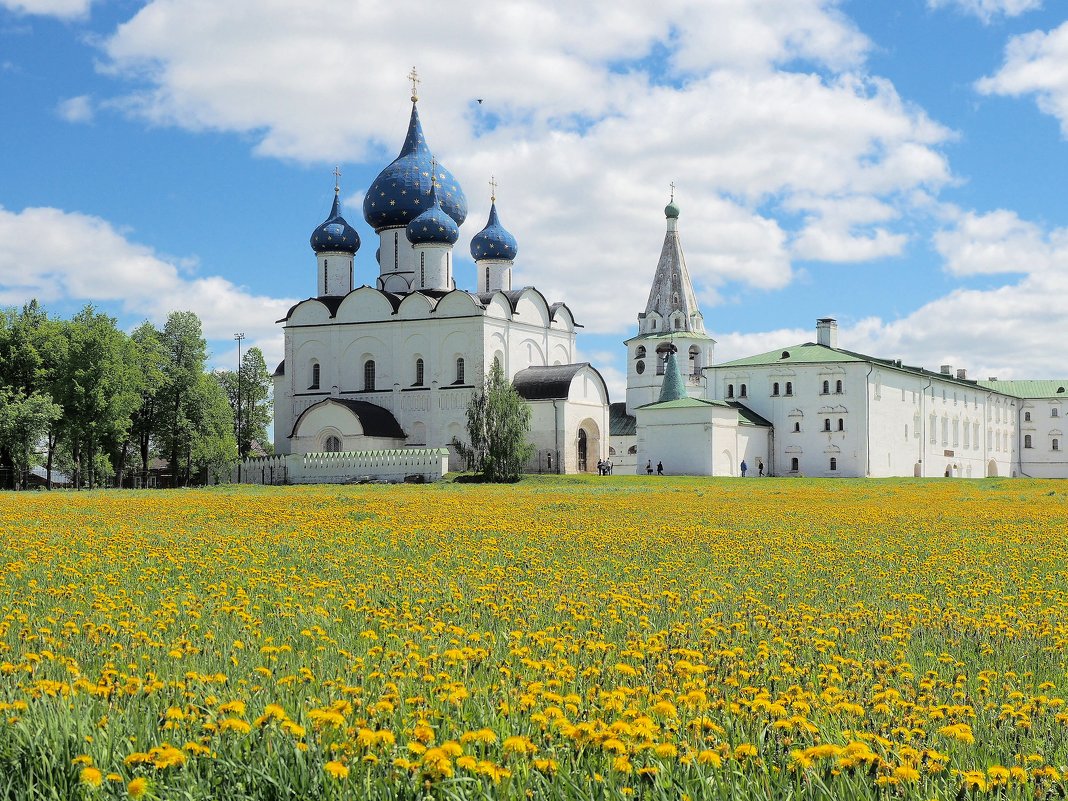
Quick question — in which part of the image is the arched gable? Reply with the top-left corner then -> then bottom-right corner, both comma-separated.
567,365 -> 610,406
549,302 -> 577,331
287,298 -> 334,326
434,290 -> 483,318
335,286 -> 397,323
513,289 -> 550,327
380,273 -> 411,294
483,293 -> 513,320
396,292 -> 436,320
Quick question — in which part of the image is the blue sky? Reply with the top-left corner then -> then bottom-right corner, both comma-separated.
2,0 -> 1067,398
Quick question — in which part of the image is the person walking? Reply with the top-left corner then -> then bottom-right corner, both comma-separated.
740,459 -> 748,477
656,461 -> 664,475
646,460 -> 653,475
758,460 -> 764,477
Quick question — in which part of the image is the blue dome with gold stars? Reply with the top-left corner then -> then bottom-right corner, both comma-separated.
470,202 -> 518,261
406,183 -> 460,245
363,102 -> 467,232
310,191 -> 360,254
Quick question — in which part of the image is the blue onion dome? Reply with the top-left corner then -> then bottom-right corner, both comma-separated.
406,183 -> 460,245
310,191 -> 360,254
363,102 -> 467,231
470,202 -> 518,261
665,198 -> 680,219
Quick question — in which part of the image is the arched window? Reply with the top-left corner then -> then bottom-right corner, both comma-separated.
793,422 -> 800,433
829,457 -> 837,471
363,360 -> 376,391
726,384 -> 734,399
456,357 -> 465,384
485,266 -> 490,288
822,380 -> 829,395
415,358 -> 424,386
323,435 -> 342,453
785,382 -> 793,396
772,382 -> 780,396
823,419 -> 831,432
740,383 -> 747,398
635,346 -> 646,359
1024,434 -> 1033,449
835,379 -> 843,394
837,418 -> 844,431
1053,408 -> 1060,418
689,345 -> 699,375
310,362 -> 320,390
673,318 -> 680,330
1054,438 -> 1060,451
1025,411 -> 1031,422
493,354 -> 501,372
791,457 -> 799,472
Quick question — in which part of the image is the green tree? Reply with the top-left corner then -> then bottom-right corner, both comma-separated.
128,321 -> 168,487
454,361 -> 534,482
157,311 -> 208,485
190,373 -> 238,482
216,346 -> 273,458
0,390 -> 62,489
54,306 -> 140,487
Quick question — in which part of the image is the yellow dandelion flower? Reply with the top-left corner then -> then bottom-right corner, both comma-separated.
324,760 -> 349,780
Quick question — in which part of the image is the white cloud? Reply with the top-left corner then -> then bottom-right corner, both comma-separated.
977,21 -> 1068,134
0,205 -> 293,364
55,95 -> 93,123
927,0 -> 1041,24
933,208 -> 1062,275
0,0 -> 91,19
91,2 -> 953,337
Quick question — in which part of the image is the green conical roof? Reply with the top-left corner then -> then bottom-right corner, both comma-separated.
658,349 -> 687,402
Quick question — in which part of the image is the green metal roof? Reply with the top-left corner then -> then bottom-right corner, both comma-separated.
639,397 -> 726,410
714,342 -> 1053,396
715,342 -> 864,367
977,380 -> 1068,398
609,402 -> 636,437
624,331 -> 716,345
637,397 -> 771,427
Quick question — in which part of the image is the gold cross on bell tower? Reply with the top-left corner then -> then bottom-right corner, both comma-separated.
489,176 -> 498,203
669,181 -> 676,202
333,165 -> 341,193
408,67 -> 420,102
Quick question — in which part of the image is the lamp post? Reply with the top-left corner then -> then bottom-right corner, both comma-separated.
234,333 -> 245,479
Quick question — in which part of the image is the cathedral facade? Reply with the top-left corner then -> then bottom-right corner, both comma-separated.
272,90 -> 609,473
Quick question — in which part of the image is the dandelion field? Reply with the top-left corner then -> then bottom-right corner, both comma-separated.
1,478 -> 1067,800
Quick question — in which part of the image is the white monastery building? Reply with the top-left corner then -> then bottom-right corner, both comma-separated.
271,83 -> 609,474
611,200 -> 1067,479
261,76 -> 1065,482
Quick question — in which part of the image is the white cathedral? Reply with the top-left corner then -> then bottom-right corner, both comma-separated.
268,84 -> 1066,481
271,87 -> 609,474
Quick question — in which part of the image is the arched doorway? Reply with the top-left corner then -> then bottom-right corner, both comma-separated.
578,429 -> 588,472
987,459 -> 998,478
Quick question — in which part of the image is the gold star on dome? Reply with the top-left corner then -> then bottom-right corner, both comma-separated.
389,200 -> 396,206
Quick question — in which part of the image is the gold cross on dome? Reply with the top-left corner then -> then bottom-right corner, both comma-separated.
333,165 -> 341,192
669,181 -> 676,202
408,67 -> 420,101
489,176 -> 498,202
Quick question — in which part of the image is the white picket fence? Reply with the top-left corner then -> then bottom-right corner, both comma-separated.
233,448 -> 450,485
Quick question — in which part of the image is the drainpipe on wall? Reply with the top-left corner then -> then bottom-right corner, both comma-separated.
920,377 -> 932,477
864,363 -> 874,477
552,399 -> 561,474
